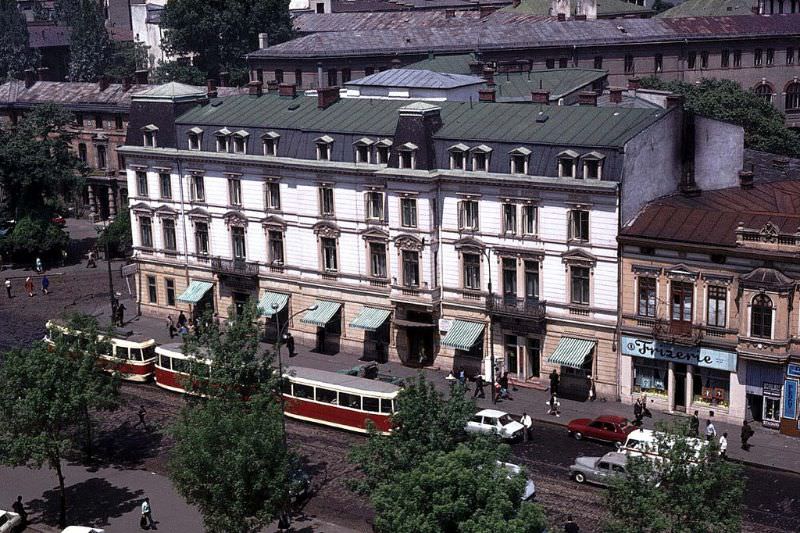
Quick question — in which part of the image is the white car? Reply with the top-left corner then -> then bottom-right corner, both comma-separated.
62,527 -> 106,533
501,462 -> 536,500
0,511 -> 21,533
465,409 -> 525,440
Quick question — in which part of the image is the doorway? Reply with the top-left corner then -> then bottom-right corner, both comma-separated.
527,338 -> 541,378
674,363 -> 687,411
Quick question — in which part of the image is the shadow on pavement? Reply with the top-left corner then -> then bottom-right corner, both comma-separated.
27,477 -> 144,528
92,422 -> 166,471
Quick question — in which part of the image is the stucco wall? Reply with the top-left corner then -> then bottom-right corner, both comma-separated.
694,115 -> 744,191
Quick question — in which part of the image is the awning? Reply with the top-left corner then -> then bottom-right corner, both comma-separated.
177,281 -> 213,304
441,320 -> 485,351
301,300 -> 341,327
350,307 -> 391,331
547,337 -> 595,369
257,291 -> 289,317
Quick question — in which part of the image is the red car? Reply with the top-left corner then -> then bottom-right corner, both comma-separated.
51,214 -> 66,226
567,415 -> 635,443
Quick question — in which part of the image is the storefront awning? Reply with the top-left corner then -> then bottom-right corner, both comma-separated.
257,291 -> 289,317
350,307 -> 391,331
441,320 -> 485,351
547,337 -> 595,369
301,300 -> 341,327
177,281 -> 213,304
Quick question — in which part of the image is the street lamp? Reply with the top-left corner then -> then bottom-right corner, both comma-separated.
480,248 -> 496,404
95,222 -> 116,324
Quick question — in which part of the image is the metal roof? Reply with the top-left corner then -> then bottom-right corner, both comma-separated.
657,0 -> 755,18
404,53 -> 478,75
285,366 -> 401,394
293,10 -> 482,33
491,69 -> 607,101
346,69 -> 484,89
502,0 -> 652,16
329,0 -> 511,11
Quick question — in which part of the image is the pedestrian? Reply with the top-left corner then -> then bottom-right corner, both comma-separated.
277,510 -> 291,533
473,373 -> 485,399
12,495 -> 27,528
705,419 -> 717,442
633,397 -> 644,427
500,371 -> 512,399
4,278 -> 11,298
117,302 -> 126,326
24,276 -> 34,297
35,256 -> 43,273
719,432 -> 728,458
140,497 -> 155,529
564,514 -> 580,533
61,248 -> 68,267
41,275 -> 49,295
741,419 -> 755,450
547,394 -> 561,417
458,367 -> 466,386
690,410 -> 700,437
87,250 -> 96,268
133,405 -> 147,431
285,332 -> 296,356
586,374 -> 595,402
521,411 -> 533,442
167,315 -> 176,338
549,369 -> 560,395
178,311 -> 187,328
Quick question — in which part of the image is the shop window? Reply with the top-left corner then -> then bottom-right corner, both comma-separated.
505,335 -> 518,374
637,277 -> 656,317
633,359 -> 668,395
750,294 -> 773,338
706,285 -> 727,328
694,368 -> 729,407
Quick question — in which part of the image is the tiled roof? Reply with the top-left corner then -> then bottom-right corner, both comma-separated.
502,0 -> 652,16
248,14 -> 800,58
346,69 -> 484,88
293,10 -> 482,32
620,180 -> 800,246
329,0 -> 511,11
657,0 -> 754,18
176,92 -> 667,148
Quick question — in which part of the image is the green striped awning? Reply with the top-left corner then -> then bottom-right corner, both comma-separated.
177,281 -> 213,303
301,300 -> 341,327
441,320 -> 485,351
350,307 -> 391,331
257,291 -> 289,317
547,337 -> 595,369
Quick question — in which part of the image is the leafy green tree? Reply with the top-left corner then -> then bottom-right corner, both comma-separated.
97,209 -> 132,258
0,0 -> 39,79
104,41 -> 149,81
372,439 -> 546,533
151,60 -> 207,86
0,103 -> 86,219
604,421 -> 745,533
0,216 -> 69,263
160,0 -> 293,79
68,0 -> 112,82
640,77 -> 800,157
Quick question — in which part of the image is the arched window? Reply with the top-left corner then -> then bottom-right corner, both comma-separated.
786,82 -> 800,110
754,83 -> 773,104
751,294 -> 773,339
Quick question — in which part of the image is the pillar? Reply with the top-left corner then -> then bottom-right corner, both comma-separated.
87,184 -> 96,218
108,184 -> 117,218
667,361 -> 676,411
686,364 -> 695,412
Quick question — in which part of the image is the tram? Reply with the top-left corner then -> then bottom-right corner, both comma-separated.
282,366 -> 400,434
153,342 -> 211,395
44,320 -> 157,382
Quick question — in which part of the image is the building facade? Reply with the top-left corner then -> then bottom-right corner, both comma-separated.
619,179 -> 800,432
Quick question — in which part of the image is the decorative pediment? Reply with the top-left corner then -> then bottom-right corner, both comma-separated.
759,221 -> 780,242
394,234 -> 424,251
187,207 -> 210,220
453,236 -> 485,251
740,267 -> 795,291
360,227 -> 389,241
130,202 -> 153,214
215,127 -> 232,137
223,210 -> 248,227
582,151 -> 605,160
493,246 -> 544,260
261,215 -> 287,229
313,221 -> 340,238
561,248 -> 597,265
632,264 -> 662,276
666,263 -> 698,281
558,149 -> 579,159
470,144 -> 492,153
155,205 -> 178,218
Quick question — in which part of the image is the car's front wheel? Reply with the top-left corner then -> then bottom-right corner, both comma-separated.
573,431 -> 583,441
573,472 -> 586,484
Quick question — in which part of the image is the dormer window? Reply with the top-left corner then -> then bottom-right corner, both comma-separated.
354,138 -> 374,164
448,143 -> 469,171
315,135 -> 334,161
232,130 -> 249,154
376,139 -> 392,165
187,127 -> 203,151
470,145 -> 492,172
558,150 -> 579,178
397,142 -> 417,170
509,147 -> 531,175
142,124 -> 158,147
582,152 -> 605,180
215,128 -> 232,153
262,131 -> 280,156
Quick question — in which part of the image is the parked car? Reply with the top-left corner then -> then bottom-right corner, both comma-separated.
0,510 -> 21,533
569,452 -> 628,487
465,409 -> 525,440
618,428 -> 708,462
567,415 -> 635,443
501,462 -> 536,500
51,214 -> 66,226
61,527 -> 105,533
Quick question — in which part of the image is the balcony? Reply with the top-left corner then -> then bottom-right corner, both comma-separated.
652,319 -> 702,346
211,257 -> 259,277
486,295 -> 546,321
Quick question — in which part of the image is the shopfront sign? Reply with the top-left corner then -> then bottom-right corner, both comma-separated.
621,335 -> 737,372
788,364 -> 800,378
783,379 -> 798,420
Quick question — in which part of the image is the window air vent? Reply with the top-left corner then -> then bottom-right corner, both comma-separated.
535,113 -> 549,123
211,101 -> 223,107
288,103 -> 300,111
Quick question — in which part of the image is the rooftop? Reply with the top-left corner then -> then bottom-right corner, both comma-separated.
501,0 -> 652,17
657,0 -> 755,18
346,69 -> 484,89
404,53 -> 479,75
490,69 -> 607,101
328,0 -> 511,11
293,10 -> 482,33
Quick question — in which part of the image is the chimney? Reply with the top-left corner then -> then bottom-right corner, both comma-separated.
478,88 -> 496,102
468,61 -> 484,75
258,32 -> 269,49
628,77 -> 641,90
557,13 -> 566,21
751,5 -> 759,13
219,71 -> 229,87
318,86 -> 340,109
37,67 -> 49,81
666,94 -> 683,109
739,170 -> 754,189
135,69 -> 148,85
24,69 -> 36,89
266,80 -> 279,93
482,67 -> 495,86
279,83 -> 297,98
531,89 -> 550,104
98,75 -> 110,91
609,87 -> 623,104
578,91 -> 597,106
575,14 -> 587,20
248,80 -> 263,97
391,58 -> 402,69
206,78 -> 218,98
122,76 -> 132,92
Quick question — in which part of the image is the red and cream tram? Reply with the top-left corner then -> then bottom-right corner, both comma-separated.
44,319 -> 157,382
282,366 -> 400,434
154,342 -> 211,395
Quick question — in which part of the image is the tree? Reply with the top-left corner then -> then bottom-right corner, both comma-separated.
97,209 -> 132,258
104,41 -> 149,81
0,103 -> 86,219
68,0 -> 112,82
0,0 -> 39,79
0,216 -> 69,264
604,421 -> 745,533
639,77 -> 800,158
151,60 -> 207,86
160,0 -> 293,80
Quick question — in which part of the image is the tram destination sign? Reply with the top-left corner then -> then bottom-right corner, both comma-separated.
621,335 -> 737,372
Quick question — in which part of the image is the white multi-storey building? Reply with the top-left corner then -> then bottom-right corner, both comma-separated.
120,80 -> 739,399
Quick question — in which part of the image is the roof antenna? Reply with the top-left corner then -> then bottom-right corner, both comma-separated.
470,95 -> 473,108
527,69 -> 531,81
539,79 -> 543,89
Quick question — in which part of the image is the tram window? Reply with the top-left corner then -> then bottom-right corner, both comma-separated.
293,384 -> 314,399
281,380 -> 292,394
339,392 -> 361,410
363,397 -> 380,412
116,346 -> 130,360
380,399 -> 393,413
142,346 -> 156,360
172,358 -> 189,374
158,354 -> 170,369
316,388 -> 338,404
131,348 -> 144,361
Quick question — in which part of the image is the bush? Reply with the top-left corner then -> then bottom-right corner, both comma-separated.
97,210 -> 131,258
152,60 -> 207,86
0,216 -> 69,264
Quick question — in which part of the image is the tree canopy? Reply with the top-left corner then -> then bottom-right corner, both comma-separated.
160,0 -> 293,80
640,77 -> 800,158
104,41 -> 148,81
97,209 -> 132,258
68,0 -> 112,82
151,60 -> 207,86
0,0 -> 38,79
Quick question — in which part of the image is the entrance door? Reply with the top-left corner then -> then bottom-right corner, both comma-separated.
505,335 -> 518,376
232,292 -> 249,316
527,338 -> 541,379
674,363 -> 686,411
